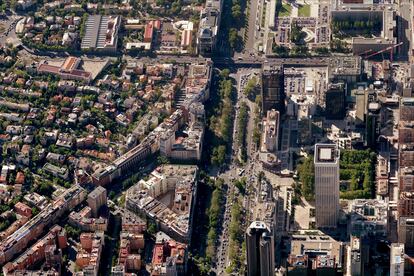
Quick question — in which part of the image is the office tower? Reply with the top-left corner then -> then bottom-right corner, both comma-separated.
261,64 -> 285,114
366,101 -> 381,148
390,243 -> 405,276
263,109 -> 280,152
87,186 -> 107,217
325,82 -> 346,120
246,221 -> 275,276
398,217 -> 414,251
347,236 -> 362,276
314,144 -> 340,228
197,0 -> 222,56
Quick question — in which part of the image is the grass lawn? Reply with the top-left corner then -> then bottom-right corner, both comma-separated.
277,3 -> 292,18
298,4 -> 311,17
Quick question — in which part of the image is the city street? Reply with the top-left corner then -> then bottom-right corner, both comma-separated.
214,68 -> 263,274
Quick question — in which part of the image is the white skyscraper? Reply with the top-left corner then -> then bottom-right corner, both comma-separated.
314,144 -> 340,228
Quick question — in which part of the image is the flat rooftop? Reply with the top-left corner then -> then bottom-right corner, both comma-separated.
314,144 -> 339,163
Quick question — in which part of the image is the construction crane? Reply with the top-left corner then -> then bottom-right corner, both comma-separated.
364,42 -> 404,61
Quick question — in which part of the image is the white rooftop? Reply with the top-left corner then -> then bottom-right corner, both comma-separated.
319,148 -> 332,160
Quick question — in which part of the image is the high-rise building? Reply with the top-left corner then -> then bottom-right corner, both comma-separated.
325,82 -> 346,120
262,109 -> 280,152
347,236 -> 362,276
197,0 -> 222,56
398,217 -> 414,251
261,65 -> 285,114
390,243 -> 405,276
246,221 -> 274,276
87,186 -> 107,217
314,144 -> 340,228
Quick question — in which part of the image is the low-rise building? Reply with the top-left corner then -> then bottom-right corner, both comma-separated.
81,15 -> 121,53
2,225 -> 66,275
68,206 -> 108,232
149,232 -> 187,275
76,232 -> 104,276
37,57 -> 92,83
0,185 -> 86,265
348,199 -> 388,238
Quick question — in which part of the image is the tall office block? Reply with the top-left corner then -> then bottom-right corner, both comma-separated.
398,216 -> 414,251
87,186 -> 107,217
314,144 -> 340,228
390,243 -> 405,276
246,221 -> 275,276
261,64 -> 285,114
325,82 -> 346,120
347,236 -> 362,276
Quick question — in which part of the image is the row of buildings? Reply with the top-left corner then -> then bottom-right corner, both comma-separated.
0,185 -> 86,265
91,62 -> 211,186
396,96 -> 414,272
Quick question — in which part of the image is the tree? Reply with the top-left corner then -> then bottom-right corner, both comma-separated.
255,95 -> 262,108
315,47 -> 329,55
244,77 -> 257,96
273,45 -> 289,57
228,28 -> 241,50
157,155 -> 170,165
234,178 -> 246,194
231,4 -> 242,20
290,23 -> 306,45
211,145 -> 226,166
38,181 -> 55,198
220,69 -> 230,79
297,156 -> 314,201
147,221 -> 157,235
350,172 -> 359,191
65,225 -> 81,240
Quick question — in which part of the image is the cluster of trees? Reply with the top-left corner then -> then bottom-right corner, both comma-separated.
332,18 -> 382,36
340,150 -> 376,199
243,77 -> 257,96
272,44 -> 310,57
226,196 -> 245,274
252,95 -> 262,146
205,178 -> 224,263
227,0 -> 244,51
38,181 -> 55,198
234,177 -> 246,195
237,102 -> 248,162
210,70 -> 234,166
64,225 -> 81,240
121,170 -> 142,190
0,212 -> 16,232
272,45 -> 289,57
211,145 -> 226,166
315,47 -> 329,55
330,39 -> 351,53
290,23 -> 306,45
297,155 -> 315,201
229,28 -> 242,51
22,37 -> 74,53
231,0 -> 243,26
